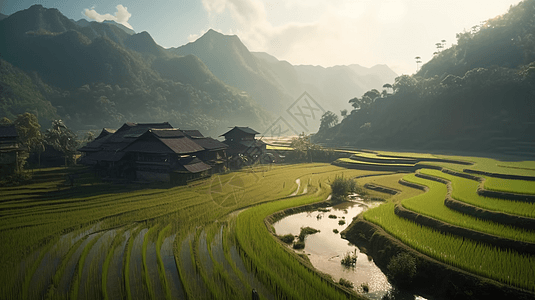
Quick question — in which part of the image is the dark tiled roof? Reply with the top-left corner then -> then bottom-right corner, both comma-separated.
123,132 -> 204,154
79,133 -> 113,152
160,137 -> 204,154
150,129 -> 186,138
108,122 -> 173,143
191,137 -> 228,150
181,130 -> 204,138
176,156 -> 211,173
220,126 -> 260,136
95,128 -> 116,140
0,125 -> 18,138
183,161 -> 211,173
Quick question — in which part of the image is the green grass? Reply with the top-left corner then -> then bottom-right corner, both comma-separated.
337,158 -> 415,166
484,177 -> 535,195
401,174 -> 535,243
350,153 -> 416,161
419,169 -> 535,218
364,200 -> 535,291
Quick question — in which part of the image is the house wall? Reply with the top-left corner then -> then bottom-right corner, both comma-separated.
224,132 -> 255,142
136,170 -> 170,182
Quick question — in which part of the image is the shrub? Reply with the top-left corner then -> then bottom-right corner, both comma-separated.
318,208 -> 330,212
338,220 -> 345,225
338,278 -> 354,289
328,214 -> 337,219
298,226 -> 319,242
333,229 -> 339,234
387,252 -> 417,287
360,283 -> 369,293
331,177 -> 359,202
341,250 -> 357,267
293,241 -> 305,249
279,234 -> 294,244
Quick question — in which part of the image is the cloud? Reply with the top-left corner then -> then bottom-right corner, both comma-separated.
83,5 -> 133,29
197,0 -> 422,74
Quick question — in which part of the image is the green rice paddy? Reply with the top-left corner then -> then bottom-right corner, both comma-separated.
2,149 -> 535,299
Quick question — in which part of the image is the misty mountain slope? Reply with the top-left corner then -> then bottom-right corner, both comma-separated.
170,29 -> 294,113
0,5 -> 272,136
314,0 -> 535,156
252,53 -> 398,113
0,59 -> 58,123
125,31 -> 169,58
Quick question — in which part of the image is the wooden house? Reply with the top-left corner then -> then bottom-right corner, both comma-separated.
78,122 -> 229,184
220,127 -> 266,165
121,129 -> 211,184
0,125 -> 21,175
78,122 -> 172,177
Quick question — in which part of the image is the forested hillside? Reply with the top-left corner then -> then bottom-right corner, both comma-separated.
314,0 -> 535,157
0,5 -> 271,136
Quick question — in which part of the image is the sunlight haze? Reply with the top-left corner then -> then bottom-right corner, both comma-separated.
0,0 -> 523,75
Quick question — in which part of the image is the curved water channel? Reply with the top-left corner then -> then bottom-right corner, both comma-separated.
273,196 -> 427,300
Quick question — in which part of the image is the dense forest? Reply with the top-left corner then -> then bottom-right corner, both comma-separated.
314,0 -> 535,157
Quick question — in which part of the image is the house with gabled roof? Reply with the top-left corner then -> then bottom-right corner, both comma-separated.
220,127 -> 266,167
78,123 -> 228,184
121,128 -> 212,183
0,125 -> 21,175
79,122 -> 172,168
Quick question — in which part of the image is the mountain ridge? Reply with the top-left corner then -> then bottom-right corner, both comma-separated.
1,4 -> 398,137
313,0 -> 535,157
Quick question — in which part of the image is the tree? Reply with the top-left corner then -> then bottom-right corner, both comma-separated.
349,89 -> 381,111
319,111 -> 339,130
382,83 -> 393,94
44,120 -> 79,166
340,109 -> 348,119
393,75 -> 418,94
415,56 -> 422,72
0,117 -> 12,125
14,113 -> 43,154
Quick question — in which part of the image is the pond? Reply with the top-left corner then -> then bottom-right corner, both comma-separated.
273,197 -> 427,300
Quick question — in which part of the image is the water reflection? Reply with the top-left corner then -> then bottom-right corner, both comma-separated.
273,198 -> 426,300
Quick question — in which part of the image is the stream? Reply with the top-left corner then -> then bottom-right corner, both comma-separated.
273,197 -> 427,300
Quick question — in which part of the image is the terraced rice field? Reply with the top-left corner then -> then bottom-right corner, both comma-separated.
3,149 -> 535,299
0,164 -> 380,300
336,150 -> 535,294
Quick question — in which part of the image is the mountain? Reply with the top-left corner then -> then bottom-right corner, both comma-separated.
0,4 -> 398,137
172,29 -> 397,132
125,31 -> 169,58
314,0 -> 535,157
0,59 -> 58,123
0,5 -> 272,136
170,29 -> 293,114
103,20 -> 135,35
251,53 -> 397,115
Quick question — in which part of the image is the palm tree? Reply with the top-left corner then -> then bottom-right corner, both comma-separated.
415,56 -> 422,72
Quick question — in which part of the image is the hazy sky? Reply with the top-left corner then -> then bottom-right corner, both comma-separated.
1,0 -> 522,75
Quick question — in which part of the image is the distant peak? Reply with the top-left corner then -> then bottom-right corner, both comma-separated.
201,29 -> 239,41
29,4 -> 44,9
131,31 -> 155,42
206,28 -> 221,35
